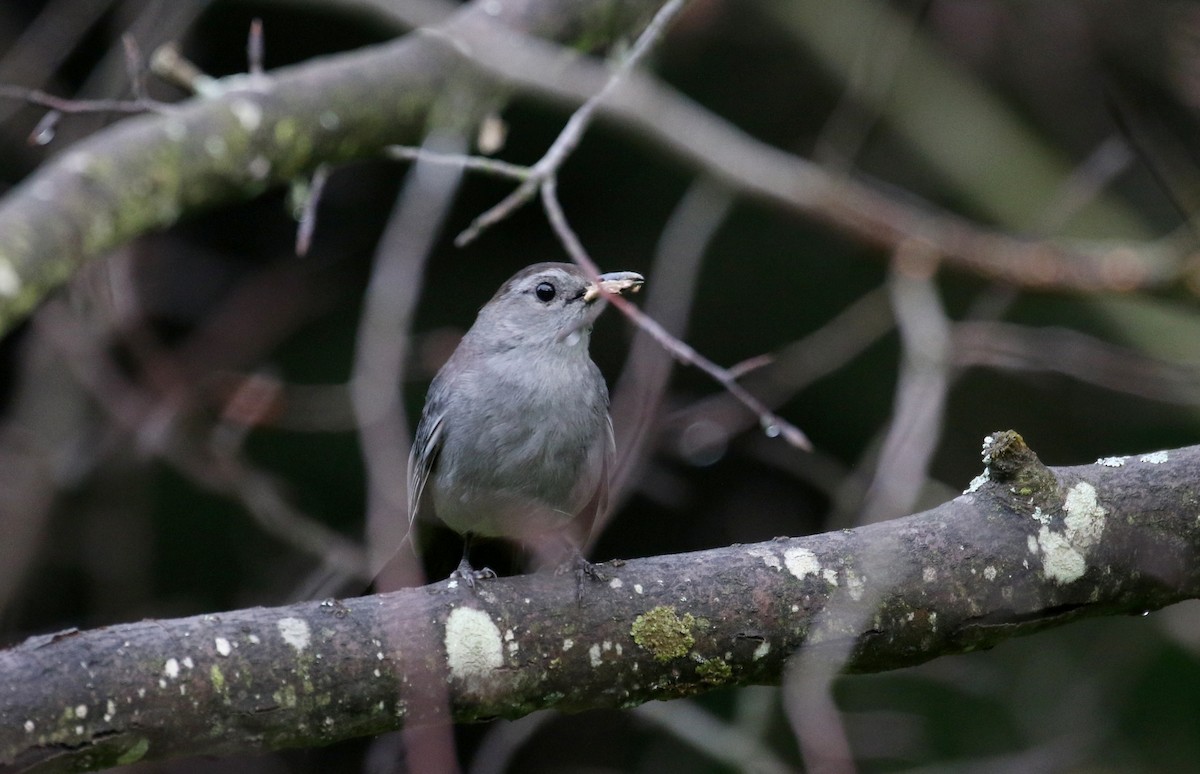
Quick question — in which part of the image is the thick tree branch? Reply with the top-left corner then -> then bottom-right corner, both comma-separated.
3,432 -> 1199,772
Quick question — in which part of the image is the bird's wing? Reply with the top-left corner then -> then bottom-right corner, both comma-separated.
573,412 -> 614,552
407,409 -> 445,530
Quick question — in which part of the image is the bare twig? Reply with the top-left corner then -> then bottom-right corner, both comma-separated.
0,83 -> 163,115
295,164 -> 331,257
149,42 -> 220,96
386,145 -> 530,179
540,176 -> 813,450
248,18 -> 265,77
454,0 -> 690,246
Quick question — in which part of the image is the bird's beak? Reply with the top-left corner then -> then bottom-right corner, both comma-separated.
584,271 -> 645,303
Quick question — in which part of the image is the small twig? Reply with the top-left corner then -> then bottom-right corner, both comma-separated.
540,177 -> 812,450
454,0 -> 690,247
247,18 -> 265,77
385,145 -> 530,180
149,42 -> 221,96
0,83 -> 162,115
726,353 -> 775,380
27,110 -> 60,146
295,164 -> 331,257
0,35 -> 167,142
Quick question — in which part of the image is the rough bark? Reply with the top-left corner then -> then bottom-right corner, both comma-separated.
2,432 -> 1199,772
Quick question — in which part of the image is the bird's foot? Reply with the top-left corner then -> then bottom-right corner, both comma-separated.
450,558 -> 497,589
556,551 -> 609,597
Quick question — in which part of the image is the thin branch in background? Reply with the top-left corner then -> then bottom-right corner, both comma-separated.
635,700 -> 799,774
33,299 -> 370,581
783,656 -> 855,774
952,321 -> 1200,405
666,285 -> 893,469
1034,135 -> 1136,235
857,244 -> 952,525
120,34 -> 148,102
453,0 -> 691,247
295,164 -> 331,256
468,712 -> 557,774
607,176 -> 734,513
778,246 -> 952,773
812,0 -> 926,171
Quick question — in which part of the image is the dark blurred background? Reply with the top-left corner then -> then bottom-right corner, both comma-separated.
4,0 -> 1200,771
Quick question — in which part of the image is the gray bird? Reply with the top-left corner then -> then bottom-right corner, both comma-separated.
408,262 -> 644,585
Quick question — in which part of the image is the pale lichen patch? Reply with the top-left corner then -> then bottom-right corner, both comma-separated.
752,641 -> 770,660
444,607 -> 503,686
589,643 -> 602,667
1032,482 -> 1106,585
1036,527 -> 1085,583
163,658 -> 180,679
783,547 -> 821,580
983,565 -> 997,581
922,567 -> 937,583
278,617 -> 311,653
1140,450 -> 1169,464
215,637 -> 232,656
1096,456 -> 1128,467
1063,482 -> 1105,547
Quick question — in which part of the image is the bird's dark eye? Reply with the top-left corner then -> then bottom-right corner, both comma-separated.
535,282 -> 556,302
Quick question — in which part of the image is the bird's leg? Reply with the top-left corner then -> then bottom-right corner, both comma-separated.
567,549 -> 606,581
449,533 -> 497,588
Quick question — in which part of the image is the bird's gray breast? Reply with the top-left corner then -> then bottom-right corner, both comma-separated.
430,351 -> 608,538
